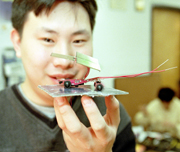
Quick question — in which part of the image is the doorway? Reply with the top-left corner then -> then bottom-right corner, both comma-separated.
152,7 -> 180,97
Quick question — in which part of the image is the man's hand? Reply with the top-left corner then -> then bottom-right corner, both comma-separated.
54,95 -> 120,152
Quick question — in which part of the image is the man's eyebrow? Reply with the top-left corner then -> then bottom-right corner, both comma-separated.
41,27 -> 58,34
39,27 -> 91,36
72,30 -> 91,36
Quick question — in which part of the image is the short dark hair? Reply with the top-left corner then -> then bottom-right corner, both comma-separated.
11,0 -> 98,36
158,87 -> 175,102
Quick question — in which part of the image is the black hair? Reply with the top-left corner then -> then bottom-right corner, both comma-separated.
11,0 -> 98,36
158,87 -> 175,102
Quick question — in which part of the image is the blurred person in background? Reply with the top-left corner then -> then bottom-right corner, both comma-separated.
135,87 -> 180,138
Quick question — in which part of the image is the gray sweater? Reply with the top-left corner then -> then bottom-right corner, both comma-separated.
0,84 -> 135,152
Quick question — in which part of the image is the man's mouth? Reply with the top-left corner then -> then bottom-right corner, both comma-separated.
49,74 -> 75,84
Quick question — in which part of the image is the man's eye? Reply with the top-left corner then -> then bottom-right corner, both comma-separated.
73,40 -> 85,43
43,38 -> 54,43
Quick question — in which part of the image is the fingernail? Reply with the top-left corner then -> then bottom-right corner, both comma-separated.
110,95 -> 115,100
55,98 -> 66,106
83,99 -> 92,106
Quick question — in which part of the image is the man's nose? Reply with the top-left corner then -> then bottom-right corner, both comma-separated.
52,57 -> 74,69
52,44 -> 74,69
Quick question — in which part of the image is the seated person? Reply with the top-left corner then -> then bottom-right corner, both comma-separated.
135,87 -> 180,138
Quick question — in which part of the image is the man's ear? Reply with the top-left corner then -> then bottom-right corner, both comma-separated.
11,28 -> 21,58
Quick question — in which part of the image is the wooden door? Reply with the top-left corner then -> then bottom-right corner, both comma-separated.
115,75 -> 161,126
152,8 -> 180,96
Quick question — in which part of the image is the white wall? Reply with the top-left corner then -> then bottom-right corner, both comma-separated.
0,0 -> 180,90
88,0 -> 152,87
88,0 -> 180,88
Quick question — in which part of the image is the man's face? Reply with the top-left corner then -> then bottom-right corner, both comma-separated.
13,2 -> 93,105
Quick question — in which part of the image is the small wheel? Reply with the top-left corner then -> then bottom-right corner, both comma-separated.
94,81 -> 101,86
96,83 -> 103,91
59,81 -> 63,84
64,81 -> 71,88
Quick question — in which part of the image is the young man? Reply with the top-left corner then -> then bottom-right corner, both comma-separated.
0,0 -> 135,151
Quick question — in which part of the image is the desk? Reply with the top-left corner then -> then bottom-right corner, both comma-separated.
133,127 -> 180,152
136,137 -> 180,152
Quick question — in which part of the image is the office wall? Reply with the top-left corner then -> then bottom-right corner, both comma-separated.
89,0 -> 151,87
88,0 -> 180,88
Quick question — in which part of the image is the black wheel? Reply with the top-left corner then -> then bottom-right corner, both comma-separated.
96,83 -> 103,91
59,81 -> 63,84
94,81 -> 101,86
64,81 -> 71,88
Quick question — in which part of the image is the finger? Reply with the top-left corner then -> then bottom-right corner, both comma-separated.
54,97 -> 92,147
105,96 -> 120,128
62,131 -> 77,150
63,129 -> 93,150
81,95 -> 110,140
54,97 -> 67,129
54,97 -> 80,132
